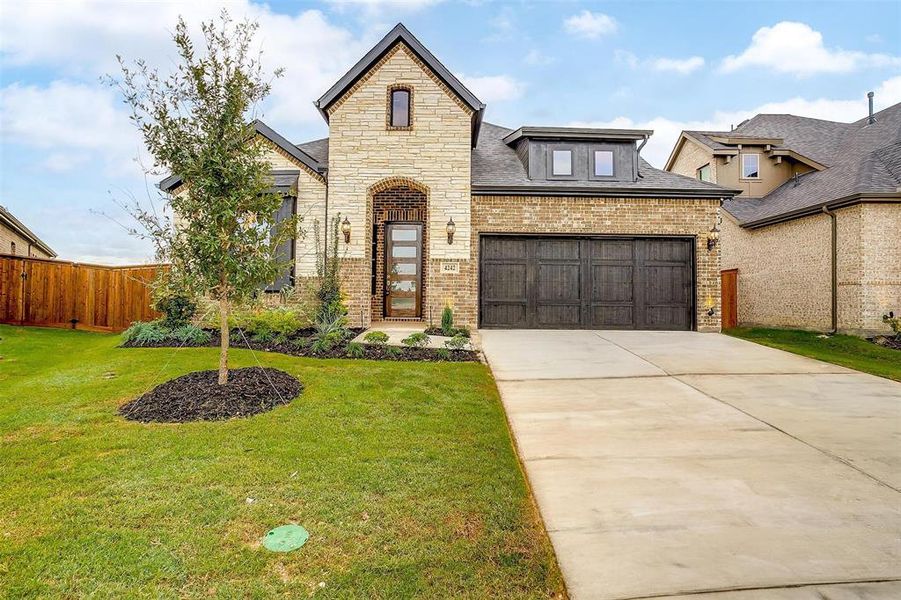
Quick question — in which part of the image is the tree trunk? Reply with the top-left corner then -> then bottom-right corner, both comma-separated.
218,294 -> 229,385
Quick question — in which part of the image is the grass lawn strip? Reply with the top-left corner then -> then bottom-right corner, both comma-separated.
0,325 -> 564,598
725,327 -> 901,382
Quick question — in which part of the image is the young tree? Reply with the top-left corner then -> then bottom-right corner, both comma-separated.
112,12 -> 294,384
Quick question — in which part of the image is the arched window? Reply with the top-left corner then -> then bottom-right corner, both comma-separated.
389,87 -> 411,128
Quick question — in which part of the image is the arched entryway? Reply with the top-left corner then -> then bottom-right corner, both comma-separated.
368,177 -> 429,321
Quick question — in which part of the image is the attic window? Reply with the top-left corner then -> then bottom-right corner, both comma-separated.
552,150 -> 573,176
741,153 -> 759,179
389,87 -> 411,128
697,163 -> 711,182
593,151 -> 614,177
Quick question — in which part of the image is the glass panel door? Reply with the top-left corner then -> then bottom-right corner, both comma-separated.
385,223 -> 422,318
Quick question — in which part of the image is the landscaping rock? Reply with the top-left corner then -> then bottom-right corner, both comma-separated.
119,367 -> 302,423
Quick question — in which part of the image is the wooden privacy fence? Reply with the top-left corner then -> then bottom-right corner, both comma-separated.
0,255 -> 166,332
721,269 -> 738,329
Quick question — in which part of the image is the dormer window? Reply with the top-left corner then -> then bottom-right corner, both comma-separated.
388,86 -> 412,129
593,150 -> 614,177
551,149 -> 573,176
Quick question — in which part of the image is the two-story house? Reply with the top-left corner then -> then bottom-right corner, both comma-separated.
0,205 -> 56,259
666,101 -> 901,335
162,24 -> 731,332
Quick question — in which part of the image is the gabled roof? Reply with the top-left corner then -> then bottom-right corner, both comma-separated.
314,23 -> 485,146
721,103 -> 901,227
0,205 -> 57,257
159,120 -> 324,193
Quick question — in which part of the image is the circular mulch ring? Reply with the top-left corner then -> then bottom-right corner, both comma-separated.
119,367 -> 302,423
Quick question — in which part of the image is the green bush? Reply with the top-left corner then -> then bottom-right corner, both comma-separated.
169,325 -> 211,345
345,342 -> 365,358
385,345 -> 402,358
441,305 -> 454,335
884,313 -> 900,339
363,330 -> 390,345
245,308 -> 303,343
444,334 -> 469,351
435,348 -> 451,361
402,332 -> 430,348
122,320 -> 168,346
154,294 -> 196,330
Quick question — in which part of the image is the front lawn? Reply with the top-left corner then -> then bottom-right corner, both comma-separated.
0,325 -> 563,598
725,327 -> 901,382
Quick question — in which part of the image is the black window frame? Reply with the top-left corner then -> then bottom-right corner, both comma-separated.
547,145 -> 576,180
388,86 -> 412,129
589,147 -> 615,179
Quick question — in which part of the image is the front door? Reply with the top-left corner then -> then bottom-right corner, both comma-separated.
385,223 -> 422,318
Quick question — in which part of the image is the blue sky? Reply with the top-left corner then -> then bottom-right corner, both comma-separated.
1,0 -> 899,262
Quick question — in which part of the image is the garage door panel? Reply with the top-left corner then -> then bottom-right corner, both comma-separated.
482,303 -> 527,328
537,239 -> 580,260
538,263 -> 581,301
538,304 -> 581,327
644,265 -> 691,305
591,265 -> 633,303
591,305 -> 634,328
645,306 -> 692,330
482,237 -> 527,260
645,238 -> 691,262
591,239 -> 633,261
482,262 -> 527,301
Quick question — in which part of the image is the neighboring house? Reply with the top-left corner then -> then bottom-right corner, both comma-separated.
665,100 -> 901,335
162,23 -> 732,331
0,205 -> 56,259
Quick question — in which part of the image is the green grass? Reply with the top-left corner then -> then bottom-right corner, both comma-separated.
0,325 -> 564,598
725,327 -> 901,381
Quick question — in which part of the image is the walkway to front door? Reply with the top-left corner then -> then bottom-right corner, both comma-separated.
481,329 -> 901,599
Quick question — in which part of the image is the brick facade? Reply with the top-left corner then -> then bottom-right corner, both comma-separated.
471,195 -> 722,332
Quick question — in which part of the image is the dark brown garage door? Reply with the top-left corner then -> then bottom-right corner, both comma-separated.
479,236 -> 694,330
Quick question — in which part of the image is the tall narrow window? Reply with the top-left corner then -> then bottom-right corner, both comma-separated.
741,154 -> 759,178
552,150 -> 572,176
390,88 -> 411,128
10,241 -> 15,255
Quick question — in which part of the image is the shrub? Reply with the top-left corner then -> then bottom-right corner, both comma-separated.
310,330 -> 345,355
122,320 -> 168,346
363,330 -> 390,345
385,345 -> 402,359
441,305 -> 454,335
245,308 -> 303,343
402,332 -> 430,348
454,326 -> 471,339
345,342 -> 365,358
884,312 -> 900,339
154,294 -> 196,330
435,348 -> 451,361
444,334 -> 469,351
169,325 -> 211,346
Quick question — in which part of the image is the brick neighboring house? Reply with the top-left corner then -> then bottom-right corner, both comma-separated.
162,23 -> 732,332
665,101 -> 901,335
0,205 -> 56,259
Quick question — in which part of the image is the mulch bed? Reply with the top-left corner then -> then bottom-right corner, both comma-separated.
870,335 -> 901,351
119,367 -> 302,423
122,328 -> 480,363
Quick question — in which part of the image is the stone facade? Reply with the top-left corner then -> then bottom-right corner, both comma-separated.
669,138 -> 717,183
0,222 -> 53,258
720,203 -> 900,334
471,196 -> 722,332
317,43 -> 473,327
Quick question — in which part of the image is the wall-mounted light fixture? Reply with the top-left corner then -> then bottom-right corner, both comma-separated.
341,216 -> 351,244
446,217 -> 456,245
706,219 -> 720,252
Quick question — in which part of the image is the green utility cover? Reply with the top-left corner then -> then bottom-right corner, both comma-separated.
263,524 -> 309,552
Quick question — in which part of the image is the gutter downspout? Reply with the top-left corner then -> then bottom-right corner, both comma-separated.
822,206 -> 838,334
635,134 -> 649,181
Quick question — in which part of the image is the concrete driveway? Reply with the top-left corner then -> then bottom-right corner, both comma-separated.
480,330 -> 901,600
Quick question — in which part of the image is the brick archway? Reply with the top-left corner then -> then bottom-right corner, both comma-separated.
369,178 -> 429,321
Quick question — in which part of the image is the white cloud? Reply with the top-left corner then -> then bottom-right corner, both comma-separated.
616,50 -> 705,74
721,21 -> 901,76
524,49 -> 554,66
324,0 -> 443,14
0,81 -> 144,176
569,76 -> 901,168
563,11 -> 618,40
650,56 -> 705,74
457,74 -> 525,103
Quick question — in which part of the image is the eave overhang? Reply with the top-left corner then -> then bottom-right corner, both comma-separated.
471,184 -> 736,200
738,192 -> 901,229
0,206 -> 57,257
503,126 -> 653,146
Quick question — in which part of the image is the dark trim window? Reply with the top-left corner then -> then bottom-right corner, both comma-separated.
551,149 -> 573,176
10,241 -> 15,255
741,153 -> 759,179
593,150 -> 614,177
389,87 -> 411,128
697,163 -> 711,182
